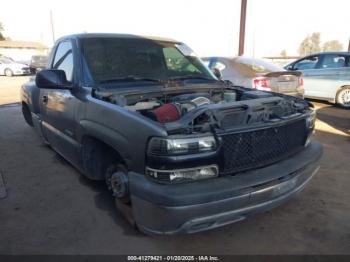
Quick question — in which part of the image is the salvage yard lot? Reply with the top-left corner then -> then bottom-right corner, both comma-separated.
0,76 -> 349,254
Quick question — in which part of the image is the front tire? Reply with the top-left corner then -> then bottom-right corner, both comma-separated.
5,68 -> 13,77
105,163 -> 138,228
336,87 -> 350,108
105,164 -> 130,204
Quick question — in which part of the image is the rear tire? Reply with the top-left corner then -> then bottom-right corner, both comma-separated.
22,103 -> 33,127
336,87 -> 350,108
5,68 -> 13,77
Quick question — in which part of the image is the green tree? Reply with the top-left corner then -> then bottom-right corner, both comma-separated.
298,32 -> 321,56
280,49 -> 287,57
0,22 -> 5,40
323,40 -> 343,52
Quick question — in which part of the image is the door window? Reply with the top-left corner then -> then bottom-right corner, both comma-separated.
320,54 -> 347,69
163,47 -> 202,74
52,41 -> 74,82
209,61 -> 226,71
293,56 -> 320,70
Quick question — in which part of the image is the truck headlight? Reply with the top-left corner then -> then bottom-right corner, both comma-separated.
148,135 -> 217,155
305,108 -> 316,147
306,108 -> 316,130
146,165 -> 219,182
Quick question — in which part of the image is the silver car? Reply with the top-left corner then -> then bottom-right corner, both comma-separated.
285,52 -> 350,108
202,56 -> 304,98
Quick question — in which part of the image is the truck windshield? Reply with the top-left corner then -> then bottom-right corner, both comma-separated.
81,37 -> 215,84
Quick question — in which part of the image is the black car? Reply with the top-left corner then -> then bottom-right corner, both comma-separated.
29,55 -> 48,74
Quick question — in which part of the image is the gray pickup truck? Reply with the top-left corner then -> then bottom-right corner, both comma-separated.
21,33 -> 322,235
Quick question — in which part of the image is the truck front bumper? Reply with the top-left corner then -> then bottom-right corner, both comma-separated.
128,141 -> 322,235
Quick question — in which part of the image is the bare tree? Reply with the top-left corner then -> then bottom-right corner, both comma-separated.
298,32 -> 321,56
323,40 -> 343,52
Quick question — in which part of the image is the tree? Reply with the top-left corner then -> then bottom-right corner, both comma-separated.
280,49 -> 287,57
0,22 -> 5,40
298,32 -> 321,56
323,40 -> 343,52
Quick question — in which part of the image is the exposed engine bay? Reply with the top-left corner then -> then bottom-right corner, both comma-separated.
93,85 -> 311,134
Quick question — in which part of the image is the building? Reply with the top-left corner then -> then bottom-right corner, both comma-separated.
0,40 -> 49,63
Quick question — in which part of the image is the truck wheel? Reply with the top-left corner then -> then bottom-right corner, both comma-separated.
22,103 -> 33,127
5,68 -> 13,77
336,87 -> 350,108
105,163 -> 138,228
105,164 -> 130,204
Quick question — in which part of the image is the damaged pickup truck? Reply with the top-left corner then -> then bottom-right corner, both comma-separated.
21,34 -> 322,235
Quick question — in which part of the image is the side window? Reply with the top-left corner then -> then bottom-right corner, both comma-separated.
52,41 -> 74,82
294,56 -> 320,70
320,54 -> 346,69
210,61 -> 226,72
163,47 -> 201,74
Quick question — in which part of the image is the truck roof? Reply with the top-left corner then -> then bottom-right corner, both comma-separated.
57,33 -> 180,44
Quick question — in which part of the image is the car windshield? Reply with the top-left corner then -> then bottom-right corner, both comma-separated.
81,37 -> 215,84
0,58 -> 13,64
32,56 -> 47,62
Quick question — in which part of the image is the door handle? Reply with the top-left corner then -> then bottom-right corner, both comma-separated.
42,95 -> 48,104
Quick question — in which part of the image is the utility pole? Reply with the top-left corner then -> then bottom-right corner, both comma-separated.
348,38 -> 350,52
50,10 -> 55,44
238,0 -> 247,56
252,27 -> 256,58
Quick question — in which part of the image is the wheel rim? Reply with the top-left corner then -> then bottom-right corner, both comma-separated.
5,69 -> 12,76
338,89 -> 350,107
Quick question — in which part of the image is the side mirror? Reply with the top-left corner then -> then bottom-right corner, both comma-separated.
212,68 -> 222,79
36,69 -> 72,89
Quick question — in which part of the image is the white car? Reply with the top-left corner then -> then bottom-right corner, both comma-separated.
0,57 -> 31,76
202,56 -> 304,99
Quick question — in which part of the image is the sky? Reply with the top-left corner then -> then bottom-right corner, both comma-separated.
1,0 -> 349,57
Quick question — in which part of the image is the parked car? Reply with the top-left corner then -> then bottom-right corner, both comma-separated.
0,57 -> 31,76
21,34 -> 322,234
202,56 -> 304,98
29,55 -> 48,74
284,52 -> 350,108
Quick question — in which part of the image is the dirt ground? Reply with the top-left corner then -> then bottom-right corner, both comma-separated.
0,76 -> 31,105
0,76 -> 349,254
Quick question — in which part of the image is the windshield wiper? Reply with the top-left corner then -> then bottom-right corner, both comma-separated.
168,75 -> 217,81
99,76 -> 161,84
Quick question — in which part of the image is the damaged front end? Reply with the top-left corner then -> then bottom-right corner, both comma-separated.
94,83 -> 316,183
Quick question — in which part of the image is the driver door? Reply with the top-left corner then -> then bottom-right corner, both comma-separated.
39,40 -> 80,166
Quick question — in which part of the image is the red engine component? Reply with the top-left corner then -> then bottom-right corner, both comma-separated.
153,103 -> 181,123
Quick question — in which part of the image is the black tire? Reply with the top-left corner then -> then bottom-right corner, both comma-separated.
5,68 -> 13,77
22,103 -> 33,127
336,87 -> 350,109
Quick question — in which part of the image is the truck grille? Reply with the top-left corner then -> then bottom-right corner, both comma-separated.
220,119 -> 306,175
